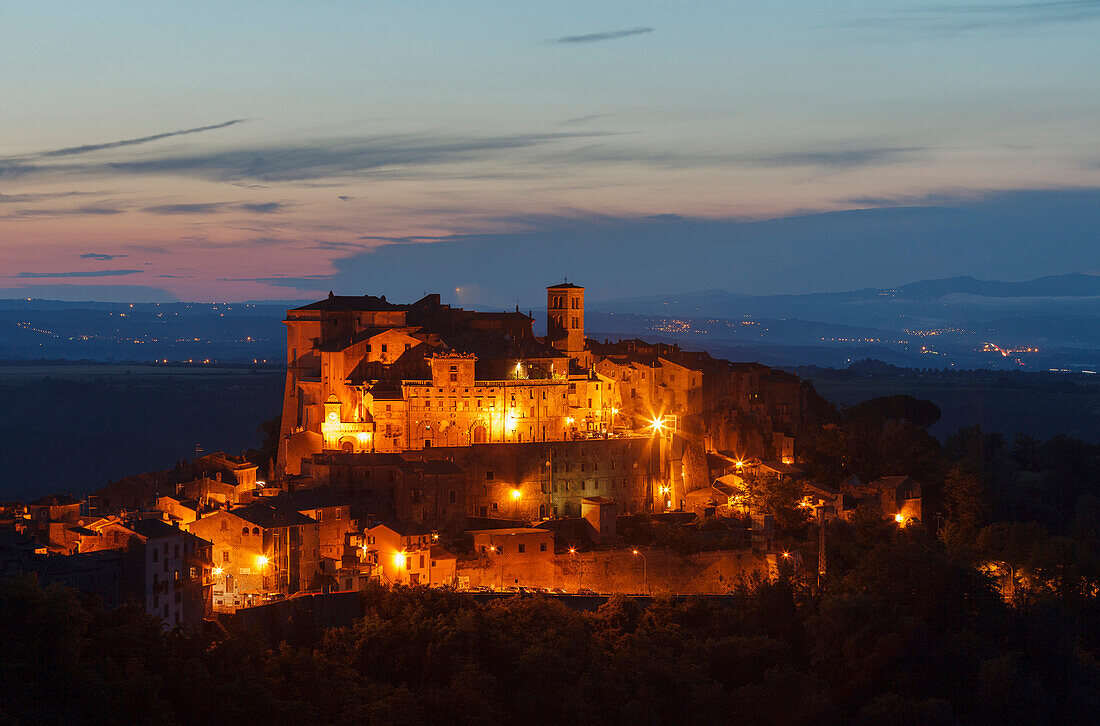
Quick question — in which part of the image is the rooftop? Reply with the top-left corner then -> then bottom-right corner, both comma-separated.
231,501 -> 317,529
293,293 -> 408,313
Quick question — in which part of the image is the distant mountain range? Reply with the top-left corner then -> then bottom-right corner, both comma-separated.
1,274 -> 1097,370
585,274 -> 1100,370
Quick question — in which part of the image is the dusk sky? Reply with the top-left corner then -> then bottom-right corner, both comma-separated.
2,1 -> 1099,306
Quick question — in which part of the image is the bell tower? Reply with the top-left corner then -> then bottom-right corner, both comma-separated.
546,282 -> 586,364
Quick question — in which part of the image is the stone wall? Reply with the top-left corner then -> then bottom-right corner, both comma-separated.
457,548 -> 766,595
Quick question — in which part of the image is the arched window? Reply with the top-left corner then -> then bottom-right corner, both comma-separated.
252,527 -> 260,536
242,526 -> 249,535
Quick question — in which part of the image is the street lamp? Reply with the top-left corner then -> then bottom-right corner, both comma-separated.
631,549 -> 649,595
569,546 -> 583,592
489,544 -> 504,590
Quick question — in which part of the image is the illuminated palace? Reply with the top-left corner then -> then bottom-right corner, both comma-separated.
277,282 -> 813,521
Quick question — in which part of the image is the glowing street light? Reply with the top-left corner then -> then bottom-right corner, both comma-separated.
631,549 -> 649,595
255,555 -> 269,568
895,514 -> 906,526
510,488 -> 522,500
212,567 -> 223,576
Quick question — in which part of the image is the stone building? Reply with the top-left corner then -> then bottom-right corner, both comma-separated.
188,501 -> 320,611
77,516 -> 213,628
277,282 -> 820,530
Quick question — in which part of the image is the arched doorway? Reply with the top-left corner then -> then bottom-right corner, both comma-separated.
473,425 -> 487,444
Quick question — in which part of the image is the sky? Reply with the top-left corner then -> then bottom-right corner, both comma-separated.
1,1 -> 1099,306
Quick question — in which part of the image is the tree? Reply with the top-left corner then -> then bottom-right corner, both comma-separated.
939,462 -> 988,552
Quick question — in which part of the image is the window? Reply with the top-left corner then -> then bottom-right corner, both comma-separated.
173,544 -> 179,559
450,373 -> 457,382
380,344 -> 387,353
518,543 -> 526,553
152,549 -> 158,562
449,490 -> 457,504
252,527 -> 259,535
540,543 -> 547,552
242,527 -> 249,535
222,551 -> 229,563
491,502 -> 498,511
450,365 -> 457,372
485,470 -> 494,481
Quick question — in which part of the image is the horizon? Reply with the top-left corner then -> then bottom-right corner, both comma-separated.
3,269 -> 1099,307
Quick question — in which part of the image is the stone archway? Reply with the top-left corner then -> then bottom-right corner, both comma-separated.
473,424 -> 487,444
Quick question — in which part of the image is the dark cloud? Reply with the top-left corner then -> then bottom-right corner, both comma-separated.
559,113 -> 618,126
143,202 -> 229,215
4,206 -> 125,219
745,147 -> 926,170
854,1 -> 1100,34
253,188 -> 1100,304
13,269 -> 143,278
141,201 -> 288,215
0,131 -> 606,183
543,144 -> 926,171
237,202 -> 287,213
552,27 -> 654,44
80,253 -> 128,261
0,191 -> 90,204
35,119 -> 247,159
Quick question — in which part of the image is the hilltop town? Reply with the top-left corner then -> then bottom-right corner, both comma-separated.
1,282 -> 926,626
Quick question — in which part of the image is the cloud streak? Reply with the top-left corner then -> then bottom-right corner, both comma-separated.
854,1 -> 1100,34
13,269 -> 143,278
552,27 -> 654,44
0,131 -> 606,183
80,253 -> 128,261
3,206 -> 125,219
35,119 -> 247,159
543,144 -> 926,171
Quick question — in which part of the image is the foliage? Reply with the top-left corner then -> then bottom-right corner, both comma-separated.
3,536 -> 1097,726
845,394 -> 942,428
742,473 -> 809,532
